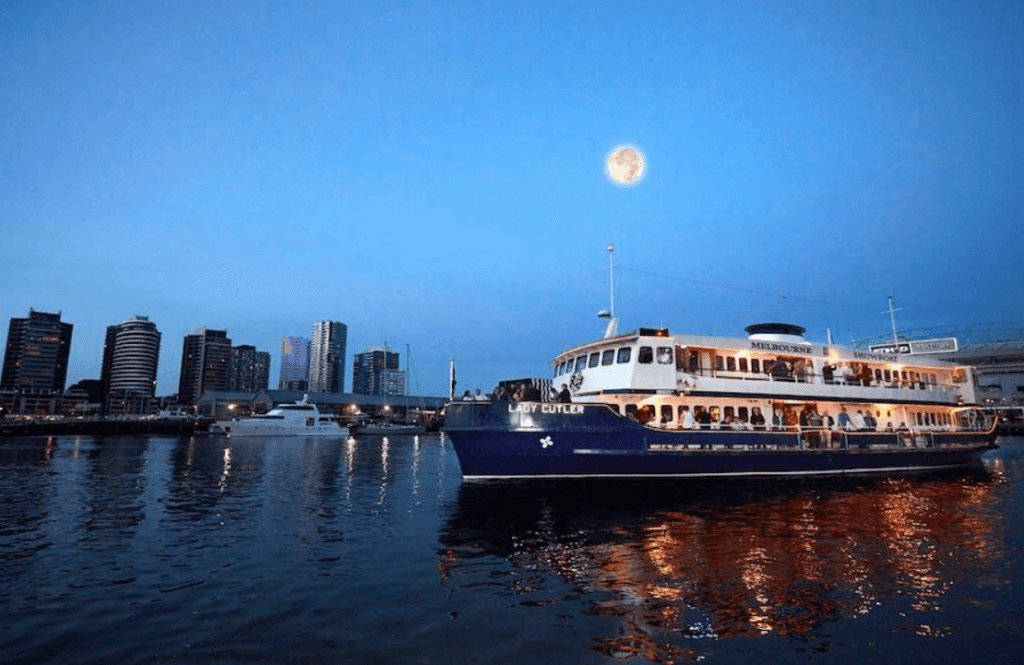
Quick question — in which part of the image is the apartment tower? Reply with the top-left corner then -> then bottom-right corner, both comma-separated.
101,315 -> 161,413
1,309 -> 74,392
309,321 -> 346,393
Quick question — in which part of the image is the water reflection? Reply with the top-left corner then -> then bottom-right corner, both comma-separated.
439,465 -> 1006,660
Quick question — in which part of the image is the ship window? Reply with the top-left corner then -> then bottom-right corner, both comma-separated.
726,357 -> 736,372
751,359 -> 760,373
739,358 -> 748,372
724,406 -> 735,419
638,346 -> 654,364
617,347 -> 632,364
574,356 -> 587,372
738,407 -> 749,421
710,406 -> 721,422
689,351 -> 700,371
657,347 -> 673,364
660,405 -> 673,423
601,349 -> 615,366
588,352 -> 600,368
715,356 -> 724,371
874,369 -> 883,382
884,369 -> 891,382
625,404 -> 637,418
609,404 -> 620,414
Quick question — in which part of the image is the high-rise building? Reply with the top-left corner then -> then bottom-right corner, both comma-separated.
1,309 -> 74,392
177,328 -> 232,405
231,344 -> 270,393
278,336 -> 310,390
309,321 -> 347,393
101,315 -> 161,413
352,346 -> 404,395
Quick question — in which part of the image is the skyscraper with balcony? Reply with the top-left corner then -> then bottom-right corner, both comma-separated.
231,344 -> 270,393
352,346 -> 404,395
309,321 -> 346,393
1,309 -> 74,393
278,336 -> 310,390
177,328 -> 232,405
101,315 -> 161,413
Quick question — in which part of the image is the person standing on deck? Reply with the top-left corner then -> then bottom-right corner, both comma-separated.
838,407 -> 853,430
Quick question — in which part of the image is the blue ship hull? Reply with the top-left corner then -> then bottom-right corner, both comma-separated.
442,402 -> 998,480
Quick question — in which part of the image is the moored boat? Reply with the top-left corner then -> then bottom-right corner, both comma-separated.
209,395 -> 349,437
352,422 -> 427,435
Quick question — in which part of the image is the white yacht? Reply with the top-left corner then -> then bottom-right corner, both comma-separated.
209,396 -> 349,438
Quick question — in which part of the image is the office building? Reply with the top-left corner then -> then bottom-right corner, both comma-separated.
1,309 -> 74,392
278,336 -> 310,391
178,328 -> 232,405
101,315 -> 161,414
231,344 -> 270,393
309,321 -> 347,393
352,346 -> 404,395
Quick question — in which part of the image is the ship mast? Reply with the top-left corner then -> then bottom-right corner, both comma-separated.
598,244 -> 618,338
886,295 -> 902,345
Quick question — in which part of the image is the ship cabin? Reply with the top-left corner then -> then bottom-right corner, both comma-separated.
550,324 -> 985,435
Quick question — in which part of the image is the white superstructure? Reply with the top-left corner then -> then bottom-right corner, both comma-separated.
551,323 -> 983,433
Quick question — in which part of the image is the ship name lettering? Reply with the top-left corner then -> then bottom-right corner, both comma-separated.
750,341 -> 813,354
508,404 -> 583,415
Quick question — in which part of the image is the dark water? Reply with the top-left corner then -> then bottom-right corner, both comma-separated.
2,434 -> 1023,664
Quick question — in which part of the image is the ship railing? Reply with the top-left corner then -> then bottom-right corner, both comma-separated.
653,425 -> 990,453
683,368 -> 962,394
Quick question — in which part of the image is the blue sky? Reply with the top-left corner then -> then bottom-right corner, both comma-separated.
3,0 -> 1022,397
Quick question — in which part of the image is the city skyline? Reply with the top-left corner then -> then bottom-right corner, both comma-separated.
4,3 -> 1022,398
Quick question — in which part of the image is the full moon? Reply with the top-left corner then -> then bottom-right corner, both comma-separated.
605,144 -> 646,186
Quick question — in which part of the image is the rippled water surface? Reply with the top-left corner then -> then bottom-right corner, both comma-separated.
2,434 -> 1023,663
